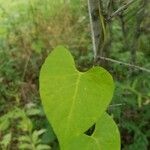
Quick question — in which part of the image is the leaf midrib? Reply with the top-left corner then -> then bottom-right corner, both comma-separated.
64,72 -> 81,138
91,136 -> 101,150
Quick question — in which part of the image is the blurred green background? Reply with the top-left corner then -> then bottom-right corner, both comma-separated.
0,0 -> 150,149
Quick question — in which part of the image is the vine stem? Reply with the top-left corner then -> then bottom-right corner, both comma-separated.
107,0 -> 135,21
97,56 -> 150,73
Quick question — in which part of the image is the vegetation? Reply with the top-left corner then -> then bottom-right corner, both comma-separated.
0,0 -> 150,150
40,46 -> 120,150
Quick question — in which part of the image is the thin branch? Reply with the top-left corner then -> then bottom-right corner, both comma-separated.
109,103 -> 125,107
22,55 -> 31,81
87,0 -> 103,60
97,56 -> 150,73
107,0 -> 135,21
87,0 -> 97,58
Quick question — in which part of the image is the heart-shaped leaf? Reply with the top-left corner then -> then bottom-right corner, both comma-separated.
40,46 -> 115,147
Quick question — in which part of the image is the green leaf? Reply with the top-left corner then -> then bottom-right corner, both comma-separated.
65,113 -> 120,150
19,143 -> 31,149
26,108 -> 42,116
40,46 -> 116,148
32,129 -> 46,144
0,133 -> 12,148
36,144 -> 51,150
0,117 -> 10,131
32,129 -> 46,138
19,135 -> 31,143
19,117 -> 33,132
93,113 -> 120,150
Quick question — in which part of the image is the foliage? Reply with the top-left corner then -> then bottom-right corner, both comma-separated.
40,46 -> 120,150
19,129 -> 51,150
0,106 -> 51,150
0,0 -> 149,149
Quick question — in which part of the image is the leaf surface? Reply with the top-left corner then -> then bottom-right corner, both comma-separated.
65,113 -> 120,150
40,46 -> 115,147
